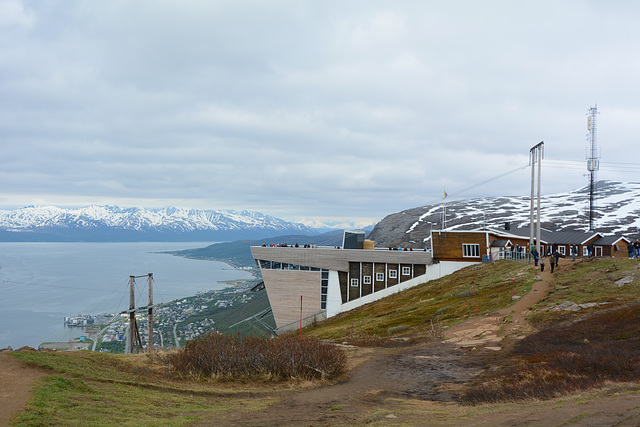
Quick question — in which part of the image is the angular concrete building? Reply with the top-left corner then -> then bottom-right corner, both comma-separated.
251,236 -> 475,332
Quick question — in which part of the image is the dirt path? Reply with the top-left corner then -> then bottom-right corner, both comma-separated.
218,258 -> 640,426
445,258 -> 554,349
0,350 -> 49,426
6,259 -> 640,426
215,260 -> 564,426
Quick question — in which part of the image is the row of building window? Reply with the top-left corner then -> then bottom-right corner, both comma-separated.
350,267 -> 412,287
464,243 -> 603,258
257,259 -> 321,271
321,270 -> 328,309
462,243 -> 480,257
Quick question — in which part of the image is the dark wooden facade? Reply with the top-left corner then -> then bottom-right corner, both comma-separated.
343,260 -> 425,303
431,228 -> 630,262
432,230 -> 530,262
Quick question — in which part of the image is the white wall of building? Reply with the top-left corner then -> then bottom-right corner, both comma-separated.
326,270 -> 343,318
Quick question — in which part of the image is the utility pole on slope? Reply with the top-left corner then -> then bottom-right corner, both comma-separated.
148,273 -> 153,352
127,274 -> 154,354
529,142 -> 544,254
129,276 -> 135,354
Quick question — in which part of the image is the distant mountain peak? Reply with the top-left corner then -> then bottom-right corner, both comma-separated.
368,181 -> 640,248
0,205 -> 316,242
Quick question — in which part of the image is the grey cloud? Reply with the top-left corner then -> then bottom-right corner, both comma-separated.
1,0 -> 639,222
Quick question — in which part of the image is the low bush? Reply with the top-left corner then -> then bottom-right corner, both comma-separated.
461,303 -> 640,404
163,332 -> 347,381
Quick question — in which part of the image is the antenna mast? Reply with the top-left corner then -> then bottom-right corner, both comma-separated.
586,105 -> 599,231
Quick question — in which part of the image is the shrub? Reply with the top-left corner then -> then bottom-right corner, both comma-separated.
162,332 -> 347,381
462,303 -> 640,404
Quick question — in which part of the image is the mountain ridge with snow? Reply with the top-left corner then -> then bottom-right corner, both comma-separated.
0,205 -> 316,242
368,181 -> 640,248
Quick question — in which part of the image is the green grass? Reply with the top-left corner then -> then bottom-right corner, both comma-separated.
529,258 -> 640,327
461,258 -> 640,404
14,374 -> 274,426
306,260 -> 536,342
10,351 -> 277,426
185,289 -> 276,337
11,258 -> 640,424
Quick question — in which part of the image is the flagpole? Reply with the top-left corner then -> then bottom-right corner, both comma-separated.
442,190 -> 448,230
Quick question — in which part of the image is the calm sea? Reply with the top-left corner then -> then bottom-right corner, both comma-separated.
0,242 -> 253,349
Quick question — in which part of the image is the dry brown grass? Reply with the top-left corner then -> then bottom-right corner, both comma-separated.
462,303 -> 640,403
161,332 -> 348,381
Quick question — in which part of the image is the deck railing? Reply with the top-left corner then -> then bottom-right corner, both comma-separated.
495,250 -> 533,263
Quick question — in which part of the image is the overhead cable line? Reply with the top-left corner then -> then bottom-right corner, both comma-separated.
84,277 -> 131,315
0,279 -> 127,294
422,164 -> 529,207
545,157 -> 640,173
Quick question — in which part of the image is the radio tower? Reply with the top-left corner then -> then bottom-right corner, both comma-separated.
586,105 -> 599,231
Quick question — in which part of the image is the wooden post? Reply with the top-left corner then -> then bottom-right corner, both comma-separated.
474,284 -> 477,316
148,273 -> 153,353
129,276 -> 135,354
299,295 -> 303,337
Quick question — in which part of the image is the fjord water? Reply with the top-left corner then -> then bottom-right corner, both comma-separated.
0,242 -> 253,349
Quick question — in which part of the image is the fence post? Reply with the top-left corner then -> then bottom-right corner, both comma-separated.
474,284 -> 477,315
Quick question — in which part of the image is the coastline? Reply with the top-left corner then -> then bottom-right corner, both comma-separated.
0,242 -> 257,350
36,276 -> 264,352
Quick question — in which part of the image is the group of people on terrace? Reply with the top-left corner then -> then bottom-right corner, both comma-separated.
387,246 -> 425,251
261,243 -> 319,248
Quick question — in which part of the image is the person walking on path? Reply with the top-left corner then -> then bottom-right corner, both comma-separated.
540,255 -> 545,272
629,242 -> 635,260
635,239 -> 640,259
532,248 -> 539,266
554,249 -> 561,268
571,243 -> 577,261
550,255 -> 556,273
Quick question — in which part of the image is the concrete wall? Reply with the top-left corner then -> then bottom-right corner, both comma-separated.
261,269 -> 321,329
251,246 -> 431,271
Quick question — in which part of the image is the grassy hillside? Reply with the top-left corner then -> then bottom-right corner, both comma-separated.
462,258 -> 640,403
184,289 -> 275,337
10,351 -> 278,425
8,258 -> 640,424
306,260 -> 537,342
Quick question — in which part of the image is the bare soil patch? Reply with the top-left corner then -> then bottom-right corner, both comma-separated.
5,259 -> 640,425
202,259 -> 640,425
0,350 -> 50,426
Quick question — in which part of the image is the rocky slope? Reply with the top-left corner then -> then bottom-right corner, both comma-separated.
368,181 -> 640,248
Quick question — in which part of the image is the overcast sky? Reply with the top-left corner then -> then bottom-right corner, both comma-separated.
1,1 -> 639,227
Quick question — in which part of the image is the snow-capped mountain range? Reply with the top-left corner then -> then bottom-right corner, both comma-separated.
3,181 -> 638,244
0,205 -> 316,242
368,181 -> 640,248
